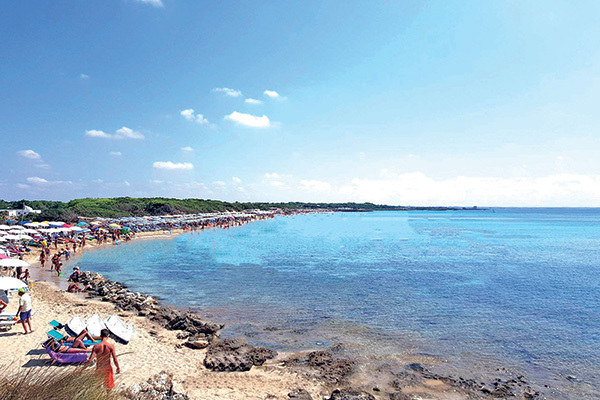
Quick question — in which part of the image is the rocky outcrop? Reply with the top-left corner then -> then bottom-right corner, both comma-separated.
79,271 -> 222,344
327,389 -> 376,400
203,338 -> 277,372
285,348 -> 356,385
126,371 -> 189,400
288,388 -> 314,400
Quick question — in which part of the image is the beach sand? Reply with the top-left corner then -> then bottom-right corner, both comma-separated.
1,231 -> 328,400
1,281 -> 326,400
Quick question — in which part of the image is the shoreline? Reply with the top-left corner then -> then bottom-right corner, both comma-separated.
4,216 -> 557,399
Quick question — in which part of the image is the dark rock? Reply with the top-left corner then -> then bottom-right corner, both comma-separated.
288,388 -> 313,400
327,389 -> 376,400
389,393 -> 414,400
204,338 -> 277,372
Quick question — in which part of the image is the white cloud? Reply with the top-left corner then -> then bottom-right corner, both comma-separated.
263,90 -> 280,99
79,73 -> 90,80
115,126 -> 144,139
335,172 -> 600,207
213,87 -> 242,97
300,179 -> 331,192
181,146 -> 194,152
85,129 -> 111,138
213,181 -> 226,187
26,177 -> 71,186
134,0 -> 163,7
232,177 -> 242,183
27,177 -> 48,185
245,98 -> 263,105
225,111 -> 271,128
264,173 -> 280,179
85,126 -> 144,140
17,150 -> 41,160
153,161 -> 194,171
109,151 -> 122,156
180,109 -> 208,124
17,184 -> 30,189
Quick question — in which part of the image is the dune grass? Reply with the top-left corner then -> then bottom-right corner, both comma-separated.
0,366 -> 118,400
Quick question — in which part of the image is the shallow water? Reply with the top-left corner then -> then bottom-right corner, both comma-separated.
71,209 -> 600,398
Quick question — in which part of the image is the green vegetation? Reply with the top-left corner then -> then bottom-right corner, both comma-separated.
0,366 -> 117,400
0,197 -> 474,223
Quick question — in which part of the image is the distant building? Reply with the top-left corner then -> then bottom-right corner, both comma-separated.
0,205 -> 42,218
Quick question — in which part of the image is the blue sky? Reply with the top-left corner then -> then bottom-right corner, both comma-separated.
1,1 -> 599,206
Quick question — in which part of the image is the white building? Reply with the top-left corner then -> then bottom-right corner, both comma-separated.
0,205 -> 42,218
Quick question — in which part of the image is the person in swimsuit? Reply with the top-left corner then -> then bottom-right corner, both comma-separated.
46,339 -> 90,353
87,329 -> 120,389
63,329 -> 95,350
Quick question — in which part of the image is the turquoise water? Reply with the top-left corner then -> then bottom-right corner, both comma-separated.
73,209 -> 600,398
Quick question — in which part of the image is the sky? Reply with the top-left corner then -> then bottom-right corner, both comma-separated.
1,1 -> 599,206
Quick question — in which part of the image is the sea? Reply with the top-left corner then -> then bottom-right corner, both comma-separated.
68,209 -> 600,398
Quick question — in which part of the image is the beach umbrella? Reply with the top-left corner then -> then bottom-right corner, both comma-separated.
16,235 -> 33,240
3,235 -> 21,240
75,222 -> 89,226
108,223 -> 121,229
0,225 -> 11,230
0,254 -> 9,259
0,277 -> 27,291
0,259 -> 30,268
17,221 -> 32,225
5,220 -> 15,224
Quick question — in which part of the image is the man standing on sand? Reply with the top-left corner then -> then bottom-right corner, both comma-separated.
87,329 -> 120,389
15,288 -> 33,334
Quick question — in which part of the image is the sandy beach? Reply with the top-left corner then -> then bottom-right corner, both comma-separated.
2,231 -> 329,399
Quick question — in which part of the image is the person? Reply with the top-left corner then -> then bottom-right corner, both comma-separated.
46,338 -> 90,353
87,328 -> 120,389
0,292 -> 7,313
69,267 -> 81,282
63,328 -> 95,350
15,288 -> 33,334
22,269 -> 30,285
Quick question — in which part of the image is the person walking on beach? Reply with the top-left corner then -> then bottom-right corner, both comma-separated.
87,329 -> 120,389
15,288 -> 33,334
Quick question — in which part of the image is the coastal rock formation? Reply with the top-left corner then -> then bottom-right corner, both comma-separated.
78,271 -> 222,343
203,338 -> 277,372
288,388 -> 314,400
126,371 -> 189,400
285,348 -> 356,385
327,389 -> 375,400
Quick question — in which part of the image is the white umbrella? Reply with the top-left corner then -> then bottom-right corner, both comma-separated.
0,277 -> 27,291
0,225 -> 11,230
22,229 -> 39,234
10,226 -> 25,230
3,235 -> 21,240
0,259 -> 30,268
8,230 -> 23,234
16,235 -> 33,240
0,231 -> 7,235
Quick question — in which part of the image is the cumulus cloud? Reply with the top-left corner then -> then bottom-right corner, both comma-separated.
232,177 -> 242,183
245,98 -> 263,105
85,126 -> 144,140
109,151 -> 122,156
181,146 -> 194,152
213,87 -> 242,97
79,73 -> 90,80
300,179 -> 331,192
153,161 -> 194,170
263,90 -> 280,99
225,111 -> 271,128
17,150 -> 41,160
180,109 -> 208,124
26,177 -> 71,186
135,0 -> 163,7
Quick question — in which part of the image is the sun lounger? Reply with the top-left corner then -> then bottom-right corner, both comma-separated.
42,343 -> 88,364
0,315 -> 18,331
49,320 -> 62,329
